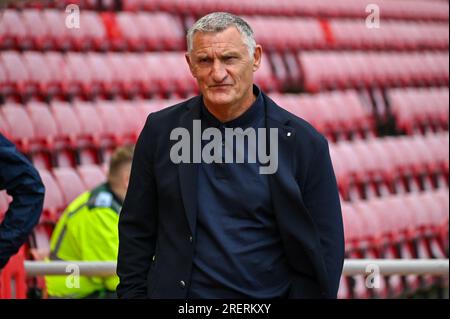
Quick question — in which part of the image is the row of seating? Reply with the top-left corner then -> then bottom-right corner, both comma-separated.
0,51 -> 276,98
11,0 -> 449,21
0,10 -> 185,51
329,133 -> 449,201
2,9 -> 448,53
388,87 -> 449,134
120,0 -> 449,21
339,189 -> 448,299
0,99 -> 184,167
328,19 -> 449,51
246,16 -> 449,52
270,90 -> 374,142
300,51 -> 449,92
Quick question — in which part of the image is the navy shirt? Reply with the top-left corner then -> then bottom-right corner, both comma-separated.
188,86 -> 291,298
0,133 -> 45,269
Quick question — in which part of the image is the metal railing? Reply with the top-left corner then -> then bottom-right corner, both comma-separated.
23,259 -> 449,277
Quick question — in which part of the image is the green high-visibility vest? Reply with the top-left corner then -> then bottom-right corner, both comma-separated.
45,183 -> 121,299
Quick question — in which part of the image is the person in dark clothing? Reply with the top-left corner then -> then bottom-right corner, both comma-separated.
117,12 -> 344,299
0,133 -> 45,270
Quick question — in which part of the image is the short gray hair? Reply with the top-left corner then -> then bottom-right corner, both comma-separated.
186,12 -> 256,57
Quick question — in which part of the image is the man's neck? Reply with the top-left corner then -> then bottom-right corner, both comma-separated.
204,89 -> 256,123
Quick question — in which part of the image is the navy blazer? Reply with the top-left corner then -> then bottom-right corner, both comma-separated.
117,92 -> 344,299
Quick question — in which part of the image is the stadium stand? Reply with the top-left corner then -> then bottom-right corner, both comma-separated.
0,0 -> 448,299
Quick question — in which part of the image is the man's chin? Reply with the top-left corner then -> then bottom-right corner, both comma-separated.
205,94 -> 233,106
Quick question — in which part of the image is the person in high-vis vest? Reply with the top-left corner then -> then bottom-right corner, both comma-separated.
45,145 -> 134,298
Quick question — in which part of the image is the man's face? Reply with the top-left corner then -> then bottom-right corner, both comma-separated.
186,26 -> 262,109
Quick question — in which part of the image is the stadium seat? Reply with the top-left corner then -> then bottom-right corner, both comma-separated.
77,164 -> 107,190
38,169 -> 65,222
21,9 -> 52,50
0,51 -> 32,97
96,100 -> 128,146
52,167 -> 87,206
1,103 -> 37,153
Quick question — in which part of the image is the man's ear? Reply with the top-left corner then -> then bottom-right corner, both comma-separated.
185,53 -> 195,77
252,45 -> 263,72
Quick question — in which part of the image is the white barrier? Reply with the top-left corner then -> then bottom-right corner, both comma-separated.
24,259 -> 449,277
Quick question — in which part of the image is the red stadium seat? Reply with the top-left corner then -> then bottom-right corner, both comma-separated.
96,100 -> 128,146
1,103 -> 36,153
115,101 -> 144,142
0,10 -> 30,50
0,51 -> 32,96
21,9 -> 52,50
38,169 -> 65,222
42,9 -> 72,50
52,167 -> 87,206
77,164 -> 107,190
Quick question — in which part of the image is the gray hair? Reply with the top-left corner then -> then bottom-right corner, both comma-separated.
186,12 -> 256,57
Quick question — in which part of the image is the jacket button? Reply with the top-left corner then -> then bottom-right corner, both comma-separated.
189,236 -> 193,243
152,255 -> 156,262
179,280 -> 186,289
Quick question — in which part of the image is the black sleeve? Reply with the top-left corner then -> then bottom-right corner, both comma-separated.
0,133 -> 45,269
302,137 -> 345,298
117,115 -> 158,298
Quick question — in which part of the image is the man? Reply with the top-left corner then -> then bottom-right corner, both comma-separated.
0,133 -> 45,270
117,12 -> 344,299
45,145 -> 134,298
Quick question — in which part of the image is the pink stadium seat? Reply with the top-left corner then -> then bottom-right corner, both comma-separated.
44,52 -> 72,97
0,51 -> 32,96
67,11 -> 107,50
1,103 -> 37,153
21,9 -> 52,50
77,164 -> 107,190
38,169 -> 65,222
85,53 -> 117,96
115,12 -> 145,51
52,167 -> 87,206
96,100 -> 128,146
65,53 -> 95,98
115,101 -> 143,141
73,101 -> 104,147
0,10 -> 30,50
42,9 -> 72,50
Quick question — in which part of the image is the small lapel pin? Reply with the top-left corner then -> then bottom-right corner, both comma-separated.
287,132 -> 291,137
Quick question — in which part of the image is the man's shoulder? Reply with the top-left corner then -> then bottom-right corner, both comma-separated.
144,96 -> 200,128
264,93 -> 328,147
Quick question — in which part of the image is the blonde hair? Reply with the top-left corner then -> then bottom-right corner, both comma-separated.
107,145 -> 134,183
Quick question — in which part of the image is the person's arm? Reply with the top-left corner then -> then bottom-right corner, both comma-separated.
0,134 -> 45,269
117,115 -> 158,298
302,136 -> 344,298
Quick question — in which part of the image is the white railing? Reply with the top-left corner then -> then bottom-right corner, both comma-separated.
23,259 -> 449,277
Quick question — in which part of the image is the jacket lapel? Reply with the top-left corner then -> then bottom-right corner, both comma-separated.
177,97 -> 202,236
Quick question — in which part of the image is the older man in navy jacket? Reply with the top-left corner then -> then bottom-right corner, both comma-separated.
117,12 -> 344,299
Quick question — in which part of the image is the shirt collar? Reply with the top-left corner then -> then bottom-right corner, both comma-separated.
201,85 -> 264,129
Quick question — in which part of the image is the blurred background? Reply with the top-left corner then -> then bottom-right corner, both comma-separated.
0,0 -> 448,299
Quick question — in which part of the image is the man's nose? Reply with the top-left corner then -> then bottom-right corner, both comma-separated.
211,59 -> 227,83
